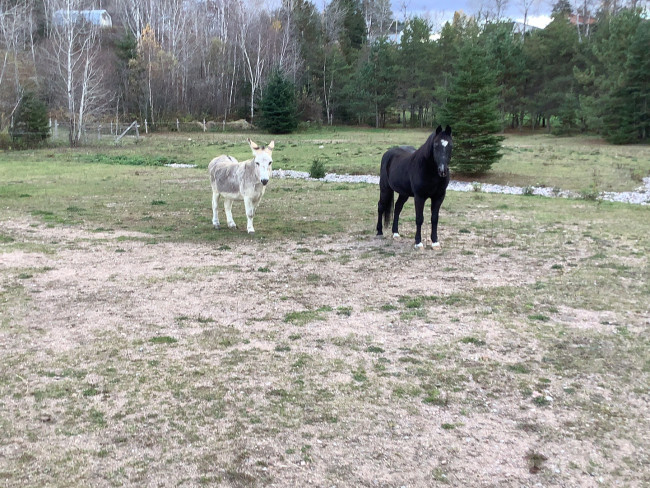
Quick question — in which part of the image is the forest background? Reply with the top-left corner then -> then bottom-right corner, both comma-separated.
0,0 -> 648,147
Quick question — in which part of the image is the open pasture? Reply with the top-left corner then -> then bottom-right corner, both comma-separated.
14,128 -> 650,193
0,132 -> 649,487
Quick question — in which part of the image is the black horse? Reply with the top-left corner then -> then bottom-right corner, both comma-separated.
376,125 -> 453,249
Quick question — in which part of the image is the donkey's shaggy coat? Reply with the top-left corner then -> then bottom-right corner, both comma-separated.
209,139 -> 274,234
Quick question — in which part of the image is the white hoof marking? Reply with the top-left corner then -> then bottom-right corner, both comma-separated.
414,242 -> 424,250
393,233 -> 400,239
431,241 -> 441,248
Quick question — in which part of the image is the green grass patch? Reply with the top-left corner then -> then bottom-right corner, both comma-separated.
150,336 -> 178,344
283,307 -> 332,326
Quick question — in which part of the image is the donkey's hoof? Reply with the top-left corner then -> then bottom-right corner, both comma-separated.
375,233 -> 385,239
393,233 -> 401,239
414,242 -> 424,250
431,241 -> 441,249
213,223 -> 221,229
247,230 -> 255,235
228,223 -> 237,229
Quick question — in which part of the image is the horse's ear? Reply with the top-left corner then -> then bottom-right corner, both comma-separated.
248,138 -> 260,151
435,125 -> 443,135
267,141 -> 274,151
444,125 -> 452,136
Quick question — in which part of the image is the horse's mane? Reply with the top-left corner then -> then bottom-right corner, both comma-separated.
413,130 -> 436,163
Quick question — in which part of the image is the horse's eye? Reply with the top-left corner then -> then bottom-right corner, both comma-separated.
256,162 -> 260,166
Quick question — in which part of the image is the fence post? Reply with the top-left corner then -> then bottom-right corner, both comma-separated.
176,119 -> 179,132
54,120 -> 58,138
144,119 -> 148,134
135,121 -> 140,140
98,125 -> 101,140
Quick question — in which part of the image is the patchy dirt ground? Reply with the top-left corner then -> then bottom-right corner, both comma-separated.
1,219 -> 648,487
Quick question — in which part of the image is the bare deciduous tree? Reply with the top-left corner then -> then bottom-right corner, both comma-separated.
237,1 -> 268,123
0,0 -> 36,128
517,0 -> 540,39
45,0 -> 107,146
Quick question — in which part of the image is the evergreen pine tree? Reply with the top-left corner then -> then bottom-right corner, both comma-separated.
10,91 -> 50,146
604,21 -> 650,144
259,69 -> 298,134
440,42 -> 504,174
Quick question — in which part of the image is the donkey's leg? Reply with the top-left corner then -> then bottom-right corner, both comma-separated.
224,199 -> 237,229
212,191 -> 221,229
429,191 -> 446,248
392,194 -> 409,238
413,196 -> 426,248
244,197 -> 256,234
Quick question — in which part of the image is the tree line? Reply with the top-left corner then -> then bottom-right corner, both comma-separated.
1,0 -> 648,147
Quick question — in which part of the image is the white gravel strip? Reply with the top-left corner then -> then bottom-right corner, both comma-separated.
166,163 -> 197,168
272,169 -> 650,206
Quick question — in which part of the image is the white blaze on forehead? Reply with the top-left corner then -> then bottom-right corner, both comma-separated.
441,140 -> 449,147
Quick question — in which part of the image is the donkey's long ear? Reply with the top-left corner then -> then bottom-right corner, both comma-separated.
267,141 -> 274,151
444,125 -> 452,136
435,125 -> 443,135
248,138 -> 260,152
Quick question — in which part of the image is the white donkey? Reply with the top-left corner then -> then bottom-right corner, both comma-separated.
209,138 -> 274,234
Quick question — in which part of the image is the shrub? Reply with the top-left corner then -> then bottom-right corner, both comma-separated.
309,158 -> 326,178
9,91 -> 50,147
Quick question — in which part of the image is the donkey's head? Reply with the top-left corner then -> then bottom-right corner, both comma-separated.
432,125 -> 452,178
248,138 -> 274,186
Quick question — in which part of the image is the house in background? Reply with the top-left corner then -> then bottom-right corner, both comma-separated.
569,13 -> 597,26
53,9 -> 112,29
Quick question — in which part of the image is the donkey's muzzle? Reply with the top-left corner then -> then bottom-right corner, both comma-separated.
261,179 -> 269,186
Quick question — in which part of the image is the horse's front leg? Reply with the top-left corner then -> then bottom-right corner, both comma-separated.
413,196 -> 426,249
430,191 -> 446,248
244,196 -> 256,234
392,194 -> 409,238
224,199 -> 237,229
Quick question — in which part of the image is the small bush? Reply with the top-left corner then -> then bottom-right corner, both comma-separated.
580,184 -> 601,201
9,91 -> 50,148
309,158 -> 326,179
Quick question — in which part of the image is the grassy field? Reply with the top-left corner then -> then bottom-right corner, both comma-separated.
0,130 -> 649,487
16,127 -> 650,192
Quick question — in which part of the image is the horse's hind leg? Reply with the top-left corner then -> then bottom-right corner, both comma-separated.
392,194 -> 409,237
224,199 -> 237,229
376,190 -> 392,236
212,191 -> 221,228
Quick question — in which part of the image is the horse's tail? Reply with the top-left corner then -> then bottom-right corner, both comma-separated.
383,191 -> 394,229
379,151 -> 395,230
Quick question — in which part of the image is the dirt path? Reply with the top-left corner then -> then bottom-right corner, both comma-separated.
1,219 -> 647,487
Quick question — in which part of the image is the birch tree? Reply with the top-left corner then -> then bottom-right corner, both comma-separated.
0,0 -> 36,129
237,2 -> 267,123
45,0 -> 106,146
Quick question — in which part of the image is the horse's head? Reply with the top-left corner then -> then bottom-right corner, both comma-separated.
248,138 -> 274,186
433,125 -> 452,178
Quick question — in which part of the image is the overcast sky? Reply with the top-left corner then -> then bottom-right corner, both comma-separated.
392,0 -> 554,29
